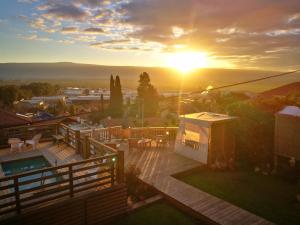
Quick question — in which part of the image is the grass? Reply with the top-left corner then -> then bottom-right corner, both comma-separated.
110,201 -> 201,225
177,169 -> 300,225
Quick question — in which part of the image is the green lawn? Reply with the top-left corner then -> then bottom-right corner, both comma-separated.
177,170 -> 300,225
110,201 -> 201,225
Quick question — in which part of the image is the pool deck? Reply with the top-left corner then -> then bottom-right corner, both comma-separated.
0,142 -> 274,225
0,142 -> 82,178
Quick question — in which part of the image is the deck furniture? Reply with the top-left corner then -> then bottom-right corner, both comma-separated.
137,138 -> 152,150
25,133 -> 42,150
8,138 -> 24,152
104,142 -> 120,150
52,134 -> 64,146
155,135 -> 167,148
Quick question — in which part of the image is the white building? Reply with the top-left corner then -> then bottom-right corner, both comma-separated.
175,112 -> 237,165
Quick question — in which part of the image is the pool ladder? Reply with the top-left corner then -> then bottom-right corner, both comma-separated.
40,171 -> 46,185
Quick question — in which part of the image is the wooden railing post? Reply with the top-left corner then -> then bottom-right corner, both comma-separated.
116,150 -> 125,184
66,128 -> 70,145
24,127 -> 29,141
111,162 -> 115,186
14,177 -> 21,214
75,130 -> 80,153
68,165 -> 74,197
55,123 -> 59,135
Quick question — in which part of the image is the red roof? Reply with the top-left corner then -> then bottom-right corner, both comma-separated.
0,110 -> 31,128
259,82 -> 300,98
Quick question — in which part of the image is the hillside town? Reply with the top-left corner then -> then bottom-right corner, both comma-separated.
1,0 -> 300,225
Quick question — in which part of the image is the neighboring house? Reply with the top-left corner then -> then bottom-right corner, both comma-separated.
63,87 -> 84,96
13,99 -> 46,113
259,82 -> 300,99
0,109 -> 31,129
32,111 -> 54,121
175,112 -> 237,166
31,96 -> 66,105
274,106 -> 300,171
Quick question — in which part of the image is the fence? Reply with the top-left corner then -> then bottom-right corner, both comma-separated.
0,123 -> 59,149
0,148 -> 124,217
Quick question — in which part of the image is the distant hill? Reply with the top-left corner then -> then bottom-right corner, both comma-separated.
1,62 -> 300,92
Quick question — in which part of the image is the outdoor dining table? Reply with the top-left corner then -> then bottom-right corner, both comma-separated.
155,135 -> 168,148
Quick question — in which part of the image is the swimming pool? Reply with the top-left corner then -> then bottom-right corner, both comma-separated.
1,156 -> 57,190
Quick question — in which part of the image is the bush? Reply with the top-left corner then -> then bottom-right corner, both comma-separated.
125,164 -> 156,202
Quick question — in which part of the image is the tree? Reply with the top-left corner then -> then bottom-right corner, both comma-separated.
109,75 -> 115,109
226,101 -> 274,168
137,72 -> 159,116
115,75 -> 123,112
69,104 -> 76,116
109,75 -> 123,117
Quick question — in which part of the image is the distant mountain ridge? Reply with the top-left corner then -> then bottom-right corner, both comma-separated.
1,62 -> 300,92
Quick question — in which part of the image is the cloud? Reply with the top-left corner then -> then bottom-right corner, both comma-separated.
19,34 -> 51,42
43,2 -> 89,21
83,27 -> 104,34
61,27 -> 78,33
16,0 -> 300,69
266,28 -> 300,36
18,0 -> 38,3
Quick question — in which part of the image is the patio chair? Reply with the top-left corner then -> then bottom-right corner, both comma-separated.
8,138 -> 24,152
25,133 -> 42,150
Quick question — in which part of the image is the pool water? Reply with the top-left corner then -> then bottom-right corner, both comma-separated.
1,156 -> 57,190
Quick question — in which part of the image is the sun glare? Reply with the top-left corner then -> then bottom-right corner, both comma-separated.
166,51 -> 208,73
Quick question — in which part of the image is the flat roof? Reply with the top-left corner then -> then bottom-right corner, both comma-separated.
277,106 -> 300,117
180,112 -> 237,126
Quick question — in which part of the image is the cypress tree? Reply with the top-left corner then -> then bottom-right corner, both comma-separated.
115,75 -> 123,116
115,75 -> 123,107
109,75 -> 115,109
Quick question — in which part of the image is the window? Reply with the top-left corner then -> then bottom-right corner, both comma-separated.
182,130 -> 200,150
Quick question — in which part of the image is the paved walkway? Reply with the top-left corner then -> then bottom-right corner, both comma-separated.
124,145 -> 274,225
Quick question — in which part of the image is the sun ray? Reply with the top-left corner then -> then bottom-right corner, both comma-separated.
166,51 -> 208,73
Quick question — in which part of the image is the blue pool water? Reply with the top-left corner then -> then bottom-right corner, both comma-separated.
1,156 -> 57,190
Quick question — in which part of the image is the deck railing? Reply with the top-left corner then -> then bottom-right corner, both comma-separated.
128,127 -> 178,141
0,123 -> 59,149
0,144 -> 124,217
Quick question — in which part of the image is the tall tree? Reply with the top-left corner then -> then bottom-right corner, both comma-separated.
109,75 -> 123,117
109,75 -> 115,108
137,72 -> 159,116
115,75 -> 123,109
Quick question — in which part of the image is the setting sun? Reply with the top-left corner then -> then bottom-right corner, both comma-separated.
166,52 -> 208,73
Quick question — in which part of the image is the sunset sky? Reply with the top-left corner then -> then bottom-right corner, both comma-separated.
0,0 -> 300,71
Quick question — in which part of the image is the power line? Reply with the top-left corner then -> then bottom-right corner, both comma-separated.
194,69 -> 300,93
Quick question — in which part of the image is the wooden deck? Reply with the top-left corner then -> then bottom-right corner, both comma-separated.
0,142 -> 274,225
122,145 -> 274,225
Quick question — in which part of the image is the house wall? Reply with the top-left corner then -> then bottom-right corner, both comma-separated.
275,114 -> 300,161
209,123 -> 235,165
